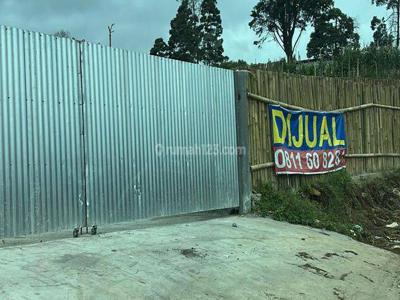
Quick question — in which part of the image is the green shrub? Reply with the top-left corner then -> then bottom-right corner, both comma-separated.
256,169 -> 400,242
258,183 -> 321,227
256,171 -> 366,236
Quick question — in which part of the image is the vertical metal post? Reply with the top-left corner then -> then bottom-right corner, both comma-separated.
234,71 -> 252,214
77,40 -> 88,233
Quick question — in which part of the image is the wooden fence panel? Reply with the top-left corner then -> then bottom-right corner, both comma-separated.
248,71 -> 400,189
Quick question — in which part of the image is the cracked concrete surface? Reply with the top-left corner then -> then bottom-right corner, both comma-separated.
0,216 -> 399,299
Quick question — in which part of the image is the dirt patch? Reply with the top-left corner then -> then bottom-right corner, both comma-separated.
359,274 -> 375,283
318,231 -> 330,236
296,252 -> 317,261
355,183 -> 400,254
180,248 -> 206,259
333,288 -> 345,300
363,260 -> 379,267
344,250 -> 358,256
322,252 -> 340,260
264,292 -> 289,300
298,263 -> 334,279
53,253 -> 100,270
339,271 -> 352,281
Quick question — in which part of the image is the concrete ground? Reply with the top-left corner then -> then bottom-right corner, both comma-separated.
0,215 -> 399,300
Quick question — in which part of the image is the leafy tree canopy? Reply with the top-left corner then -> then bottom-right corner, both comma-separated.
371,0 -> 400,47
371,16 -> 394,47
372,0 -> 399,9
200,0 -> 227,66
307,8 -> 360,59
177,0 -> 201,16
150,38 -> 169,57
249,0 -> 333,62
168,0 -> 201,63
150,0 -> 227,66
53,30 -> 72,39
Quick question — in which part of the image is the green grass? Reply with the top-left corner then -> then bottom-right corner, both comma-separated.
255,169 -> 400,242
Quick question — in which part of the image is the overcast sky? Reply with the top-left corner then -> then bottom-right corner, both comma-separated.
0,0 -> 389,62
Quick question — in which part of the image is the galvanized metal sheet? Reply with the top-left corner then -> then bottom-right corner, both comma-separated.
0,25 -> 239,237
82,43 -> 239,225
0,26 -> 84,237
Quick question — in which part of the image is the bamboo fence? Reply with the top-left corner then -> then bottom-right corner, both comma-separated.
247,71 -> 400,189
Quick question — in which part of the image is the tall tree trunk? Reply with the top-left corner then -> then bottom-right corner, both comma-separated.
283,27 -> 295,62
284,44 -> 294,62
397,2 -> 400,48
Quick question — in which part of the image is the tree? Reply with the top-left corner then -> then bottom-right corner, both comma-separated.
168,0 -> 201,63
307,8 -> 360,59
249,0 -> 333,62
150,38 -> 170,57
372,0 -> 400,48
151,0 -> 228,64
53,30 -> 72,39
371,16 -> 394,47
177,0 -> 201,16
199,0 -> 227,66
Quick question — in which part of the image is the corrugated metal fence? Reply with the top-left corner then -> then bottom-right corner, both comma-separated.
0,26 -> 239,237
0,26 -> 84,238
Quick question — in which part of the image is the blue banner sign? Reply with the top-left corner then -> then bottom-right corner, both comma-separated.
269,105 -> 347,175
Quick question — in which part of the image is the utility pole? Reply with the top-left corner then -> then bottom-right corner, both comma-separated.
108,23 -> 115,47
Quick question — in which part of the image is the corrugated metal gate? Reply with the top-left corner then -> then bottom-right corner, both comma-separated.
0,26 -> 239,237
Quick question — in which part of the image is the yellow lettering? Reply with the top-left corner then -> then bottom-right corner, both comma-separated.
292,115 -> 304,148
332,117 -> 346,146
287,114 -> 292,146
305,116 -> 317,148
319,116 -> 332,147
272,109 -> 287,144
